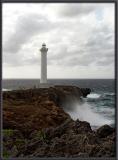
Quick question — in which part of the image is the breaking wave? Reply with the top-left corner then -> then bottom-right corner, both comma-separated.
65,101 -> 113,128
103,92 -> 115,96
87,93 -> 101,99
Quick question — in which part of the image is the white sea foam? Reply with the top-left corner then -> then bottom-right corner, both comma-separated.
87,93 -> 101,99
65,102 -> 113,127
2,88 -> 11,91
97,107 -> 115,116
104,92 -> 115,96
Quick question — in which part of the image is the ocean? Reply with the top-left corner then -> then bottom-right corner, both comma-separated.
2,79 -> 115,129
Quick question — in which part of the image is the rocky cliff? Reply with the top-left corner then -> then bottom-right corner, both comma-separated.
2,86 -> 115,158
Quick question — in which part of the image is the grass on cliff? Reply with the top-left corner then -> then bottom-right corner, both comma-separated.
3,129 -> 14,137
3,150 -> 10,159
36,130 -> 47,140
3,129 -> 27,158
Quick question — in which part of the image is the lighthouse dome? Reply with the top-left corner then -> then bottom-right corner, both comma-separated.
42,43 -> 46,47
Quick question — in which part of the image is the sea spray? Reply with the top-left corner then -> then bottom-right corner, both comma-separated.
64,101 -> 113,128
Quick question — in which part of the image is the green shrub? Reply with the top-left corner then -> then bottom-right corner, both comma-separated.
3,150 -> 10,159
15,139 -> 25,148
36,130 -> 47,141
3,129 -> 14,137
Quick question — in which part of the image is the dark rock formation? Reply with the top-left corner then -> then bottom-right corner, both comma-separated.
12,119 -> 115,158
80,88 -> 91,97
96,124 -> 115,138
2,86 -> 115,158
3,86 -> 90,135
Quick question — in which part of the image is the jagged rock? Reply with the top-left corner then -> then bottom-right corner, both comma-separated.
96,125 -> 114,138
3,86 -> 115,158
77,152 -> 89,157
44,118 -> 74,139
22,119 -> 115,157
80,88 -> 91,97
10,145 -> 19,157
74,119 -> 93,134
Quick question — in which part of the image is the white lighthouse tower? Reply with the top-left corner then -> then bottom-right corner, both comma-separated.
40,43 -> 48,84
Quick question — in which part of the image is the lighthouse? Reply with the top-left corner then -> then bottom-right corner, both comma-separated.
40,43 -> 48,84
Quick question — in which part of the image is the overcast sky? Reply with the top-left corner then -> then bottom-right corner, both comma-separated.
3,3 -> 115,79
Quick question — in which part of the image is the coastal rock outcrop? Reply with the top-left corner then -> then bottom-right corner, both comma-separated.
2,86 -> 115,158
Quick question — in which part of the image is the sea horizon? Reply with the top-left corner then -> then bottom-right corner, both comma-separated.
3,78 -> 115,80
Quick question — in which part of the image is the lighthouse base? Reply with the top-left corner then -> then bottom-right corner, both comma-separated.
39,83 -> 53,88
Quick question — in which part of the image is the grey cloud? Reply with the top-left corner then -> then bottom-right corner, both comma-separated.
3,13 -> 53,54
56,4 -> 98,17
48,42 -> 114,67
24,56 -> 41,65
86,33 -> 113,50
66,57 -> 93,66
48,25 -> 114,67
3,49 -> 40,67
56,49 -> 114,67
3,53 -> 24,66
57,53 -> 97,66
3,4 -> 114,69
84,25 -> 114,60
48,40 -> 114,67
96,57 -> 114,66
48,46 -> 68,60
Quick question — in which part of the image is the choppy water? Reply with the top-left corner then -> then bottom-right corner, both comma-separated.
2,79 -> 115,128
